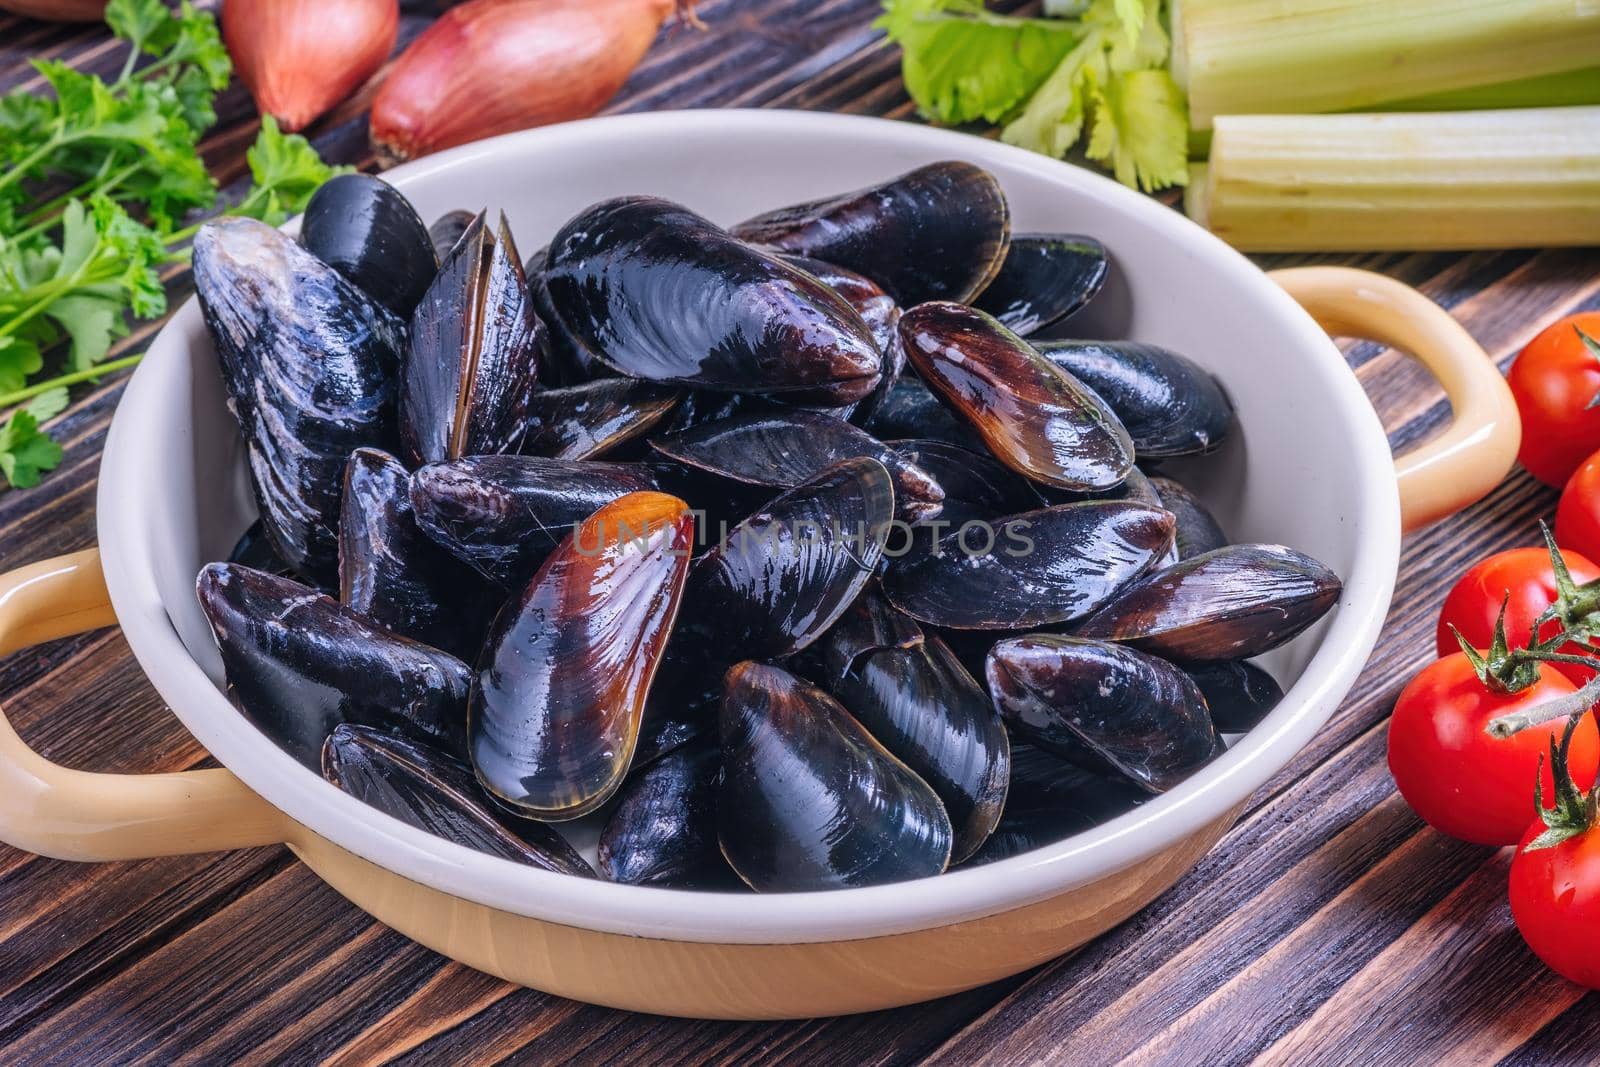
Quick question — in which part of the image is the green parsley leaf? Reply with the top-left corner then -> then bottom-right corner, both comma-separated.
233,117 -> 353,226
24,386 -> 69,423
0,407 -> 64,489
876,0 -> 1083,126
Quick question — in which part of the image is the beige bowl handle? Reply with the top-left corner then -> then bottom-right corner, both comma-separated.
0,549 -> 290,861
1269,266 -> 1521,533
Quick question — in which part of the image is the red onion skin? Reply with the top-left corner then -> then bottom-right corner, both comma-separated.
224,0 -> 399,133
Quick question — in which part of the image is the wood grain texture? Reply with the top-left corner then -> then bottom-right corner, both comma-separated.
2,0 -> 1600,1062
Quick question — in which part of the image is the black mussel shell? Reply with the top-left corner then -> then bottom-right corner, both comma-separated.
194,218 -> 405,586
973,234 -> 1109,336
323,724 -> 593,876
409,454 -> 659,587
779,254 -> 901,358
866,377 -> 983,449
301,174 -> 437,319
427,209 -> 475,261
718,662 -> 953,891
683,457 -> 894,661
634,692 -> 715,769
597,741 -> 738,889
1148,475 -> 1230,559
900,303 -> 1135,491
1036,341 -> 1233,459
544,197 -> 881,403
986,635 -> 1222,793
523,379 -> 681,460
651,410 -> 944,523
530,268 -> 615,388
1075,544 -> 1342,663
196,563 -> 470,768
804,592 -> 1009,863
881,501 -> 1175,630
469,493 -> 694,821
732,161 -> 1011,305
888,439 -> 1043,525
401,211 -> 542,465
1187,660 -> 1284,733
228,519 -> 295,579
338,448 -> 493,661
966,744 -> 1148,866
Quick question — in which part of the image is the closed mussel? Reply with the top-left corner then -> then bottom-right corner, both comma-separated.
1075,544 -> 1342,662
888,439 -> 1043,525
543,197 -> 881,403
523,379 -> 681,460
196,563 -> 471,768
427,208 -> 475,261
986,635 -> 1222,793
1036,341 -> 1233,459
779,254 -> 902,358
805,591 -> 1010,863
300,173 -> 437,319
732,161 -> 1011,305
881,500 -> 1175,630
1187,660 -> 1284,733
866,377 -> 982,450
597,740 -> 737,889
973,234 -> 1109,336
323,724 -> 594,876
966,743 -> 1149,866
650,410 -> 945,523
194,217 -> 405,585
409,454 -> 659,586
1149,475 -> 1230,558
718,662 -> 953,891
469,492 -> 694,821
401,211 -> 542,465
900,303 -> 1135,491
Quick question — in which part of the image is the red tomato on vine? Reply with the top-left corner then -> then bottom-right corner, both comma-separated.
1508,312 -> 1600,487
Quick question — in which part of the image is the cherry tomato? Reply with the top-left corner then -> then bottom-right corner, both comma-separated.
1387,654 -> 1600,846
1556,448 -> 1600,568
1508,311 -> 1600,487
1435,547 -> 1600,683
1511,811 -> 1600,989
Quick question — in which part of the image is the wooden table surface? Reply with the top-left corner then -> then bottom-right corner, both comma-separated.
2,2 -> 1599,1063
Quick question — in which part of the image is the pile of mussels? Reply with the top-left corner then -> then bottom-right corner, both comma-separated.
191,161 -> 1341,892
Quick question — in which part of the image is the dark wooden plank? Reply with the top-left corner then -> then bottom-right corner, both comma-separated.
2,2 -> 1599,1064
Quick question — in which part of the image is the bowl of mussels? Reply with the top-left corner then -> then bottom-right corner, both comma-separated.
0,110 -> 1519,1018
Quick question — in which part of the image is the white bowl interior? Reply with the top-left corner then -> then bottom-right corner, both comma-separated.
97,111 -> 1398,943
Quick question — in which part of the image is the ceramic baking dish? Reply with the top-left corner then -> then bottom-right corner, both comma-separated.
0,110 -> 1521,1019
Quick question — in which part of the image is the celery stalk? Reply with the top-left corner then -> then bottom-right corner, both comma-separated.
1186,108 -> 1600,252
1374,66 -> 1600,112
1173,0 -> 1600,129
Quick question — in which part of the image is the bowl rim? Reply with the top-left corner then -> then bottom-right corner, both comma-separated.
96,108 -> 1399,945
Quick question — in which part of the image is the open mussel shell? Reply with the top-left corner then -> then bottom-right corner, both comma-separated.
427,209 -> 475,261
597,740 -> 738,889
401,211 -> 542,465
301,173 -> 437,319
544,197 -> 881,403
732,161 -> 1011,306
339,448 -> 492,661
469,492 -> 694,821
683,456 -> 894,661
718,662 -> 953,891
973,234 -> 1109,336
323,724 -> 594,877
1188,660 -> 1284,733
1148,475 -> 1230,559
889,439 -> 1043,525
986,635 -> 1222,794
196,563 -> 471,768
1075,544 -> 1343,663
966,744 -> 1149,866
194,217 -> 405,586
409,454 -> 659,587
651,410 -> 944,523
1036,341 -> 1233,459
523,379 -> 681,460
900,303 -> 1135,491
881,501 -> 1175,630
804,592 -> 1010,863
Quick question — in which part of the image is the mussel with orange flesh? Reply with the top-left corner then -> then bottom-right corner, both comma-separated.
194,217 -> 405,586
469,492 -> 695,821
401,211 -> 542,466
597,740 -> 737,889
899,303 -> 1135,491
196,563 -> 471,768
300,174 -> 437,319
986,634 -> 1222,793
543,197 -> 882,403
1074,544 -> 1342,663
973,234 -> 1109,336
323,724 -> 594,877
523,379 -> 681,460
732,161 -> 1011,306
717,662 -> 953,891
